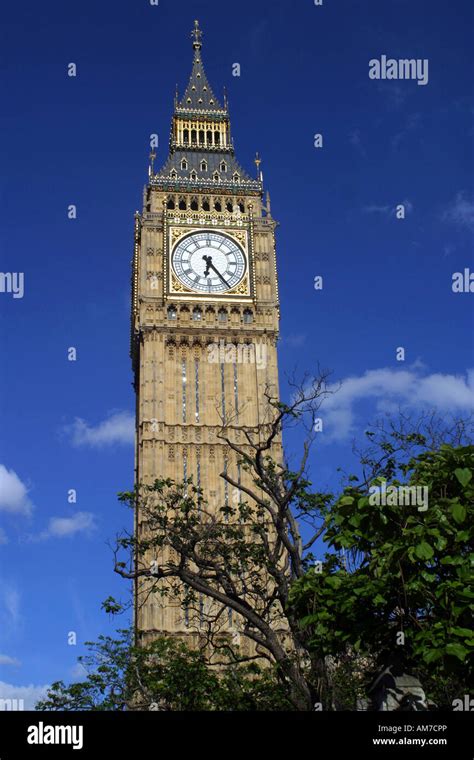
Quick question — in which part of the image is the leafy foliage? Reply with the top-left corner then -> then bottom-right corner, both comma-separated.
36,629 -> 292,712
290,445 -> 474,704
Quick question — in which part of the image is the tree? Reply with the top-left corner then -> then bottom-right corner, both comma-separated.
36,628 -> 291,712
39,399 -> 472,712
114,375 -> 333,711
289,441 -> 474,708
113,371 -> 474,711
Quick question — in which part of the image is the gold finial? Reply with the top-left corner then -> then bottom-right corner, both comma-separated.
192,19 -> 203,50
255,152 -> 262,180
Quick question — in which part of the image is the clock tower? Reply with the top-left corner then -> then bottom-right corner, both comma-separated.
131,21 -> 281,646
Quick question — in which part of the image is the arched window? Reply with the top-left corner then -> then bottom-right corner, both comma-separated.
226,201 -> 233,213
183,129 -> 189,144
190,198 -> 199,211
191,129 -> 197,143
193,308 -> 202,322
214,131 -> 220,145
166,197 -> 175,210
190,171 -> 197,181
243,310 -> 253,324
213,172 -> 220,182
179,198 -> 187,211
233,172 -> 240,182
181,159 -> 188,170
199,130 -> 205,144
170,170 -> 177,180
220,161 -> 227,172
200,160 -> 208,172
214,200 -> 222,212
218,309 -> 228,323
206,131 -> 213,145
167,306 -> 177,321
238,202 -> 245,214
202,198 -> 210,212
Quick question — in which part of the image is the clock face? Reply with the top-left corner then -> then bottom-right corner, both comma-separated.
172,231 -> 246,294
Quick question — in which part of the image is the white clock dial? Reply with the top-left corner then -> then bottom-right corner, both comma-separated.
172,231 -> 246,294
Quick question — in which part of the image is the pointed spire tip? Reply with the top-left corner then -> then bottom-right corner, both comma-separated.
192,19 -> 203,50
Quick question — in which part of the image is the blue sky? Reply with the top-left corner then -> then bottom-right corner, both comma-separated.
0,0 -> 473,706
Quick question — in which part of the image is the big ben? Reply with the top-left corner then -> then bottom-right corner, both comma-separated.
131,21 -> 281,648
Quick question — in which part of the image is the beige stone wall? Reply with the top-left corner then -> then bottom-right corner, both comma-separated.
132,186 -> 281,644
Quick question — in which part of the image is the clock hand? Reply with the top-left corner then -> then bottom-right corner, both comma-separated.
202,255 -> 230,288
210,263 -> 230,289
203,255 -> 212,277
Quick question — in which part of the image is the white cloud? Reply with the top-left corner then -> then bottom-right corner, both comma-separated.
65,411 -> 134,448
442,192 -> 474,230
322,366 -> 474,442
363,199 -> 413,217
0,466 -> 33,515
0,681 -> 49,710
0,655 -> 20,667
0,583 -> 20,628
33,512 -> 97,541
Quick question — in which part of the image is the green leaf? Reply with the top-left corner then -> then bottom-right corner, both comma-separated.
446,643 -> 468,661
339,496 -> 355,506
451,502 -> 467,525
415,541 -> 434,560
454,468 -> 472,488
450,627 -> 474,639
423,649 -> 443,664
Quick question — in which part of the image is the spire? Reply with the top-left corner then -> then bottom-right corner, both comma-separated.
191,19 -> 202,50
177,20 -> 224,112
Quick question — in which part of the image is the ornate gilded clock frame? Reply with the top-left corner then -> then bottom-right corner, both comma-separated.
164,209 -> 256,304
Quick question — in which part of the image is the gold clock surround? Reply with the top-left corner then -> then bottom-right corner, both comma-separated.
167,223 -> 252,301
